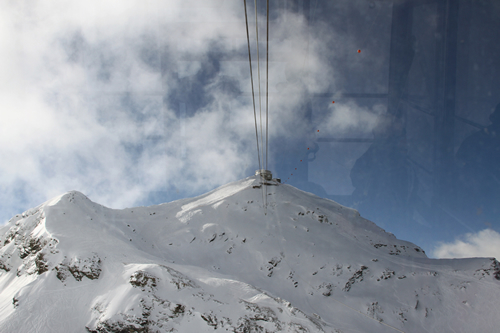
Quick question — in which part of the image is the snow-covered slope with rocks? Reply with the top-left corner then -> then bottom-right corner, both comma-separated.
0,175 -> 499,332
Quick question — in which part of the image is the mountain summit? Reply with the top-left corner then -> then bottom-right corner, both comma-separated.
0,176 -> 499,332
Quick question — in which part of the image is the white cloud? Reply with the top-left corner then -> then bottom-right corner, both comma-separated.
432,229 -> 500,260
0,1 -> 249,216
321,101 -> 381,136
0,0 -> 381,224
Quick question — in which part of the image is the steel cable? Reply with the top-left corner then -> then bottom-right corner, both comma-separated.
254,0 -> 265,171
265,0 -> 269,171
243,0 -> 262,172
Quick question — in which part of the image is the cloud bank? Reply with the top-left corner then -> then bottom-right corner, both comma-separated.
432,229 -> 500,260
0,0 -> 385,224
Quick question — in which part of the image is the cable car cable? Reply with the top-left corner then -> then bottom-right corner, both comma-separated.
253,0 -> 267,212
244,0 -> 267,212
254,0 -> 265,170
243,0 -> 262,172
265,0 -> 269,172
263,0 -> 270,211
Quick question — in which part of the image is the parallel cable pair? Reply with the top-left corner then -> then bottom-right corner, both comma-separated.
243,0 -> 270,213
243,0 -> 270,173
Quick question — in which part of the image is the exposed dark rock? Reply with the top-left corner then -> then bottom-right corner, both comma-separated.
172,304 -> 185,316
267,258 -> 281,277
19,237 -> 45,259
316,214 -> 330,224
35,252 -> 49,275
201,312 -> 219,328
377,269 -> 395,281
367,301 -> 383,322
55,266 -> 70,282
320,283 -> 333,296
56,254 -> 102,282
85,320 -> 149,333
237,301 -> 283,332
389,245 -> 407,255
343,266 -> 368,292
130,271 -> 158,291
491,259 -> 500,280
0,258 -> 10,272
68,256 -> 101,281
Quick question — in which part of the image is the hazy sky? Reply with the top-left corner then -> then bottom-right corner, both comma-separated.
1,0 -> 499,259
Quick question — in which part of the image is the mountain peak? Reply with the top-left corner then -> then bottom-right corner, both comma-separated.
43,190 -> 94,208
0,178 -> 499,332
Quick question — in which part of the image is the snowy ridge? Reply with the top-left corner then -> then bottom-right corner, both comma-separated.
0,176 -> 499,332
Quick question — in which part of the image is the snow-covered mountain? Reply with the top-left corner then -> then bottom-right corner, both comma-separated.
0,175 -> 499,332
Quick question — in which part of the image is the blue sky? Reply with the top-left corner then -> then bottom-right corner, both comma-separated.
1,0 -> 499,259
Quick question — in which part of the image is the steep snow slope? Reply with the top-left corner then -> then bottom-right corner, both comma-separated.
0,176 -> 499,332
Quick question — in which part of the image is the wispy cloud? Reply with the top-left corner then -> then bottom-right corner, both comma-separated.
0,1 -> 382,224
432,229 -> 500,260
